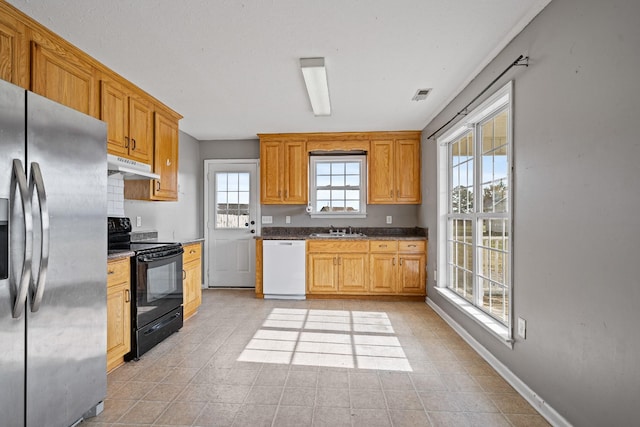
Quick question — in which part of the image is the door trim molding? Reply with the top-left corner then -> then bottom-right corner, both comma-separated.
203,159 -> 260,288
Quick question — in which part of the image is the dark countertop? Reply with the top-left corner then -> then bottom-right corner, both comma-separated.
131,231 -> 204,246
107,250 -> 134,260
260,227 -> 427,241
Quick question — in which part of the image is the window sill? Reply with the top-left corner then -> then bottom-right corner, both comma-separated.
433,287 -> 513,348
309,213 -> 367,219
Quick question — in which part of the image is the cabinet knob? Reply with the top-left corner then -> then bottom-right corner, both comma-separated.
107,269 -> 115,275
166,159 -> 171,166
124,136 -> 129,148
132,138 -> 136,150
125,289 -> 130,303
156,181 -> 161,191
183,270 -> 187,280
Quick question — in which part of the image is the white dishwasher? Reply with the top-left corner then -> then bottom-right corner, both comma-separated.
262,240 -> 306,300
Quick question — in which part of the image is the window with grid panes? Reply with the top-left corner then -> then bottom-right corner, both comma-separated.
309,155 -> 367,218
440,84 -> 512,326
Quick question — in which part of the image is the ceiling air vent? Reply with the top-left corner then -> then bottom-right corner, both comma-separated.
411,88 -> 431,101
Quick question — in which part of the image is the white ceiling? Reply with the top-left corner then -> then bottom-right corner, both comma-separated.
7,0 -> 551,141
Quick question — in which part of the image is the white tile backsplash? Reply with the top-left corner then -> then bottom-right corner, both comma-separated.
107,175 -> 125,217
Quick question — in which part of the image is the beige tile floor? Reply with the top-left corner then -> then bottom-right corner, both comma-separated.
86,289 -> 550,427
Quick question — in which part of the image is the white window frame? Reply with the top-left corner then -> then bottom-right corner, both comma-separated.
308,155 -> 367,219
436,81 -> 514,346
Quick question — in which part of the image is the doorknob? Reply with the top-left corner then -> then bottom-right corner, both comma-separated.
250,229 -> 255,234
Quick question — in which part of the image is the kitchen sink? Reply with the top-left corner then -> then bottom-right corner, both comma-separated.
309,232 -> 367,238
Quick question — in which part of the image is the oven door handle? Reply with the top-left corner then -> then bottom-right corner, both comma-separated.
138,251 -> 183,263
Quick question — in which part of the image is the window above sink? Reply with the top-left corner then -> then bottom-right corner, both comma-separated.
308,155 -> 367,219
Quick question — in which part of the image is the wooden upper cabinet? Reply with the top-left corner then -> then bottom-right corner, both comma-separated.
284,141 -> 307,203
395,138 -> 421,203
152,111 -> 179,200
101,80 -> 129,157
369,140 -> 395,203
369,133 -> 421,204
101,80 -> 153,163
30,41 -> 96,116
259,136 -> 307,204
260,140 -> 284,203
124,109 -> 180,201
0,13 -> 27,87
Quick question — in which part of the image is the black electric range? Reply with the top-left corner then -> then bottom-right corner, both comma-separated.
107,217 -> 184,360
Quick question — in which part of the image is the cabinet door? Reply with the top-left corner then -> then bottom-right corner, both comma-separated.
128,96 -> 153,163
284,140 -> 307,204
395,138 -> 421,203
183,259 -> 202,320
368,140 -> 395,203
0,14 -> 27,87
106,281 -> 130,371
398,254 -> 425,294
338,253 -> 368,293
31,41 -> 96,116
153,111 -> 179,200
260,140 -> 283,203
369,253 -> 396,293
101,80 -> 129,157
307,254 -> 338,293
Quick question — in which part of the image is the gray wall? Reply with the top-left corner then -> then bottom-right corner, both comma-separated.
199,138 -> 260,160
200,138 -> 420,228
421,0 -> 640,425
262,204 -> 419,228
125,130 -> 203,240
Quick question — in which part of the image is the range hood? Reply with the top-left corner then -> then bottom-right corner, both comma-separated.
107,154 -> 160,180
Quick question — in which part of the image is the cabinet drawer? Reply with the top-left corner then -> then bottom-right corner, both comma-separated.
369,240 -> 398,253
307,240 -> 369,253
398,240 -> 426,253
183,242 -> 202,264
107,258 -> 130,286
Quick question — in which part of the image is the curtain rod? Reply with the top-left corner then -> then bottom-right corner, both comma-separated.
426,55 -> 529,141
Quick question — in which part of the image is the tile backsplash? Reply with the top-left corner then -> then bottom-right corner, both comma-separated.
108,175 -> 125,217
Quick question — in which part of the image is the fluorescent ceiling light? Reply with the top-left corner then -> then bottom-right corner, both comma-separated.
300,57 -> 331,116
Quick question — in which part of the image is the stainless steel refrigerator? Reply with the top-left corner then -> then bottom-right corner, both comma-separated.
0,79 -> 107,426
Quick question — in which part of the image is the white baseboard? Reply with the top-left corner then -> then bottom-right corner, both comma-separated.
426,297 -> 572,427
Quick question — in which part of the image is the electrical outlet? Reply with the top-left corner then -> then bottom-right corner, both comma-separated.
518,317 -> 527,339
136,216 -> 142,227
285,216 -> 291,224
261,215 -> 273,224
386,215 -> 392,224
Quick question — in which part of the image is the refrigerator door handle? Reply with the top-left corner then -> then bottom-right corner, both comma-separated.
29,162 -> 49,313
10,159 -> 33,318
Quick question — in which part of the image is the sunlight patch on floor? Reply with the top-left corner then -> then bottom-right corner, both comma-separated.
237,308 -> 412,371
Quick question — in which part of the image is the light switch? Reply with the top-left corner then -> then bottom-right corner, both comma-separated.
386,216 -> 393,224
136,216 -> 142,227
262,216 -> 273,224
285,216 -> 291,224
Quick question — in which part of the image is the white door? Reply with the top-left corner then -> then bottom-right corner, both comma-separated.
204,160 -> 259,287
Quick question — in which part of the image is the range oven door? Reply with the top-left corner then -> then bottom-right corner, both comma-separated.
135,248 -> 183,328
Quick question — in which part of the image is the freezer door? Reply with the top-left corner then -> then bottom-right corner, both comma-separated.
0,79 -> 27,427
26,91 -> 108,427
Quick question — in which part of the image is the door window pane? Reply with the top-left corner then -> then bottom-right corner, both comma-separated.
216,172 -> 251,229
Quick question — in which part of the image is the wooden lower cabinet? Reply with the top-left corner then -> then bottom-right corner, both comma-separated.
182,242 -> 202,320
370,253 -> 397,293
307,241 -> 369,295
369,240 -> 426,296
106,258 -> 131,372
